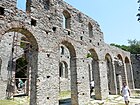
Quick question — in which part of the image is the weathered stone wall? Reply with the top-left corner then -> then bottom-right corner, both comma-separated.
0,0 -> 135,105
131,54 -> 140,88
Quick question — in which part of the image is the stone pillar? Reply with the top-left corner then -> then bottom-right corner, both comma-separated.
129,63 -> 135,89
95,60 -> 108,100
125,62 -> 135,89
116,74 -> 122,94
110,61 -> 117,95
76,58 -> 90,105
36,52 -> 59,105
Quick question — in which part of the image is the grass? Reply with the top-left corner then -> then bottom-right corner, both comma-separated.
0,96 -> 29,105
0,99 -> 18,105
59,91 -> 71,99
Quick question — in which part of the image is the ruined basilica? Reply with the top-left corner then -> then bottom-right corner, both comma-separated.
0,0 -> 138,105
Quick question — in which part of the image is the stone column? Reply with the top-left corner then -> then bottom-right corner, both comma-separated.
36,51 -> 59,105
125,62 -> 135,89
110,61 -> 117,95
95,60 -> 108,100
116,74 -> 122,94
76,58 -> 90,105
129,63 -> 135,89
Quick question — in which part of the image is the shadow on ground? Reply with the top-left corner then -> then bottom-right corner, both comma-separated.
59,98 -> 71,105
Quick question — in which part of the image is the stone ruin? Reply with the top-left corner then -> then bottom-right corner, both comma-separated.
0,0 -> 136,105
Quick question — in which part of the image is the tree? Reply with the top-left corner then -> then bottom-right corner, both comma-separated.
137,0 -> 140,21
128,39 -> 140,54
110,39 -> 140,54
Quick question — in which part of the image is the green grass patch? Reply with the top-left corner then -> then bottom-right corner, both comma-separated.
0,96 -> 29,105
59,91 -> 71,99
0,99 -> 18,105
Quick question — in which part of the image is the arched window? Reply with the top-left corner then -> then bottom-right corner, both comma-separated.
88,22 -> 93,38
16,0 -> 31,13
59,62 -> 63,77
60,46 -> 64,55
59,61 -> 68,78
63,10 -> 71,29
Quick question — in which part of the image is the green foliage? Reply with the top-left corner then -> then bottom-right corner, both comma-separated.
86,53 -> 92,58
137,0 -> 140,21
110,39 -> 140,54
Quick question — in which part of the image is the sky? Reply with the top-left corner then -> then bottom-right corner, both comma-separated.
17,0 -> 140,45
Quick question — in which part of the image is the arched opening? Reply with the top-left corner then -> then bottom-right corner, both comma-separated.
17,0 -> 26,11
60,46 -> 65,55
117,54 -> 126,84
59,61 -> 68,78
59,62 -> 63,77
63,10 -> 71,29
125,57 -> 133,89
114,54 -> 125,94
16,0 -> 31,12
59,61 -> 70,96
105,53 -> 114,94
0,28 -> 38,105
88,22 -> 93,38
15,56 -> 28,95
87,49 -> 99,99
59,41 -> 78,105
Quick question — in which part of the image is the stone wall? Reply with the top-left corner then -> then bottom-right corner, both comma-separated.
131,54 -> 140,88
0,0 -> 135,105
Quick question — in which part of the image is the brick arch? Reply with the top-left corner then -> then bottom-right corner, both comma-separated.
105,53 -> 112,62
105,53 -> 115,94
59,61 -> 68,78
0,27 -> 38,105
5,28 -> 38,50
117,54 -> 123,62
63,10 -> 71,29
125,56 -> 130,63
88,48 -> 98,60
125,56 -> 133,89
114,54 -> 126,94
59,40 -> 78,105
87,48 -> 100,99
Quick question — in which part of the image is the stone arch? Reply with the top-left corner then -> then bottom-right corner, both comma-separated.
63,10 -> 71,29
59,40 -> 78,105
88,22 -> 93,38
59,61 -> 68,78
60,46 -> 65,55
114,54 -> 126,94
87,48 -> 99,98
1,28 -> 38,105
117,54 -> 126,83
125,57 -> 133,89
105,53 -> 115,94
16,0 -> 31,12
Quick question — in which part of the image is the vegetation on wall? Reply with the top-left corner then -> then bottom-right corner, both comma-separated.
110,39 -> 140,54
137,0 -> 140,21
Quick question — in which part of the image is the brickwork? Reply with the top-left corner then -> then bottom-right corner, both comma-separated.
131,54 -> 140,88
0,0 -> 135,105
